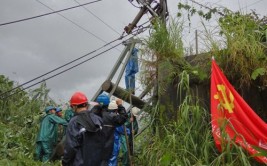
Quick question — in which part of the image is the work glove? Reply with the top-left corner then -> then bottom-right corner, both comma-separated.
117,105 -> 127,115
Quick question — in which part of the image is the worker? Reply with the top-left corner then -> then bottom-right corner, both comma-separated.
125,47 -> 139,95
62,91 -> 104,166
120,107 -> 140,166
50,107 -> 66,162
109,124 -> 129,166
55,107 -> 63,117
35,106 -> 68,162
64,107 -> 74,123
95,93 -> 128,166
54,107 -> 65,141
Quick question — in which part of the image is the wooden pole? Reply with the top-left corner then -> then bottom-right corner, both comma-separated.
123,125 -> 133,166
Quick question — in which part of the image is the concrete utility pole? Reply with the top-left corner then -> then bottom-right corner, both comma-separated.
195,30 -> 198,55
91,42 -> 132,101
123,0 -> 169,114
157,0 -> 168,104
91,38 -> 148,108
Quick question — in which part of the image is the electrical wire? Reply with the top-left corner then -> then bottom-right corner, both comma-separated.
35,0 -> 121,52
2,41 -> 123,99
0,0 -> 102,27
73,0 -> 121,35
240,0 -> 264,10
129,0 -> 141,8
0,18 -> 151,98
0,36 -> 123,98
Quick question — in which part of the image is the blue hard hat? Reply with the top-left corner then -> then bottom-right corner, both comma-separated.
44,106 -> 56,113
56,107 -> 62,113
96,93 -> 110,106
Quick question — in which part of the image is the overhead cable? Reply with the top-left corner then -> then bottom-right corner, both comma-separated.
73,0 -> 121,35
0,19 -> 150,98
241,0 -> 264,9
0,0 -> 102,27
0,36 -> 123,97
36,0 -> 120,52
2,41 -> 123,99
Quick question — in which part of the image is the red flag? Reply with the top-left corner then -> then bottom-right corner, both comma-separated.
211,59 -> 267,163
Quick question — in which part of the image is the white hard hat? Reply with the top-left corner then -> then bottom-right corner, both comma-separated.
131,107 -> 140,116
108,100 -> 118,110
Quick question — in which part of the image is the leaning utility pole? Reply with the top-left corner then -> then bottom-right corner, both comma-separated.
157,0 -> 169,106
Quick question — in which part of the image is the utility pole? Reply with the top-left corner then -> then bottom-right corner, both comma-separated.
124,0 -> 168,34
195,29 -> 198,55
157,0 -> 168,105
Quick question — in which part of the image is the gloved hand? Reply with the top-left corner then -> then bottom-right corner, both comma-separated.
117,105 -> 126,115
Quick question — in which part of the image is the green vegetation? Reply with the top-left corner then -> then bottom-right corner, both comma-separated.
136,6 -> 267,165
215,12 -> 267,89
0,76 -> 60,165
136,71 -> 259,165
0,2 -> 266,165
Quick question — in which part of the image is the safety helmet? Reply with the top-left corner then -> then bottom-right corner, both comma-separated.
131,107 -> 140,117
56,107 -> 62,113
108,100 -> 118,110
96,93 -> 110,106
70,92 -> 88,106
44,106 -> 56,113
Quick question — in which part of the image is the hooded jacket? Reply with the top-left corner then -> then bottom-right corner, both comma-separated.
100,105 -> 128,162
62,110 -> 104,166
36,113 -> 68,145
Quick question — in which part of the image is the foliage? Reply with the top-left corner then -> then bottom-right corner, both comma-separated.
177,1 -> 267,89
137,71 -> 260,165
139,18 -> 183,89
140,18 -> 207,97
137,4 -> 267,165
0,75 -> 60,165
177,2 -> 224,22
216,12 -> 267,88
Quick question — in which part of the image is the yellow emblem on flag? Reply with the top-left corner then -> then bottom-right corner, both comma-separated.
214,84 -> 234,113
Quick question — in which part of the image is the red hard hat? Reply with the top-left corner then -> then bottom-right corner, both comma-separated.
70,92 -> 88,106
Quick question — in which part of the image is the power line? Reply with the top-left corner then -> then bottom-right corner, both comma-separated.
0,0 -> 102,27
241,0 -> 264,10
36,0 -> 119,51
129,0 -> 141,8
189,0 -> 225,16
0,36 -> 123,97
2,40 -> 123,99
73,0 -> 121,35
0,18 -> 150,98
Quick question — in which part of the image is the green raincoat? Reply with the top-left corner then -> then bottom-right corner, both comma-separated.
120,113 -> 139,166
64,108 -> 74,122
35,113 -> 68,162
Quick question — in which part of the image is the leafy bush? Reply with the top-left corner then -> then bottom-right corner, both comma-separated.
0,75 -> 59,165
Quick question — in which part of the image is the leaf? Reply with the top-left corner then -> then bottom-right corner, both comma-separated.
251,68 -> 266,80
160,153 -> 172,166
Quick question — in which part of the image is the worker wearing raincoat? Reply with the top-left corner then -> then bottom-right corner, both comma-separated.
64,107 -> 74,122
109,125 -> 130,166
95,93 -> 128,166
125,47 -> 139,95
120,107 -> 140,166
35,106 -> 68,162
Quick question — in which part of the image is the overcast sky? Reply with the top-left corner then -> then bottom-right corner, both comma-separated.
0,0 -> 266,104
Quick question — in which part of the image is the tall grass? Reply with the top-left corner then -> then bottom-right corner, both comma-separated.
210,12 -> 267,89
137,71 -> 261,165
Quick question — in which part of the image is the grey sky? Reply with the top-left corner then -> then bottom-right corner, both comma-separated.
0,0 -> 266,104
